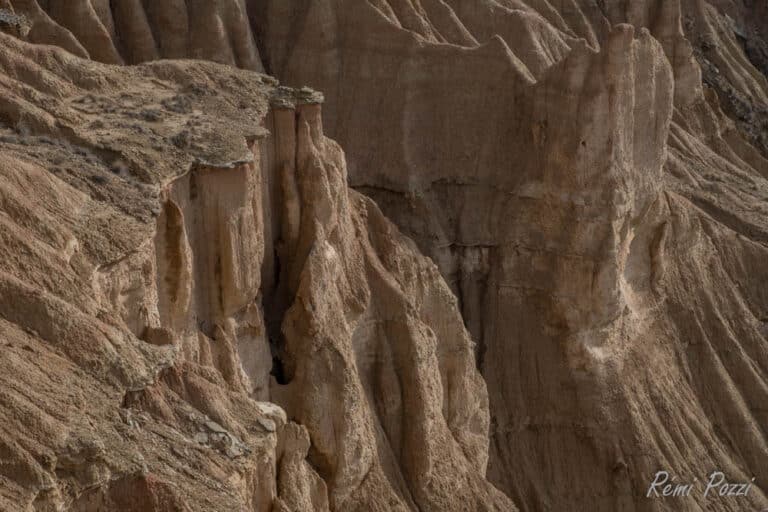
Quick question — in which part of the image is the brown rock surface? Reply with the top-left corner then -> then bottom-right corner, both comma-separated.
250,1 -> 768,511
0,30 -> 506,511
2,1 -> 768,511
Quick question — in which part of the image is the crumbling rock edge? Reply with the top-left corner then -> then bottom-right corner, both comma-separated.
0,34 -> 509,512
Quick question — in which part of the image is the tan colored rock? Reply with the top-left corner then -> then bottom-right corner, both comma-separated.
10,0 -> 89,58
0,30 -> 506,512
253,1 -> 768,510
274,422 -> 330,512
2,1 -> 768,511
264,93 -> 512,511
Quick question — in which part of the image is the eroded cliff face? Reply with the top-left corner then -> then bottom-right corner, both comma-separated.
2,1 -> 768,512
0,33 -> 507,511
249,1 -> 768,511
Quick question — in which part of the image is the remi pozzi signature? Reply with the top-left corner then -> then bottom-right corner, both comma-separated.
646,471 -> 756,499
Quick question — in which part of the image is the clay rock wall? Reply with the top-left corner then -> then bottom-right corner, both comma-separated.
0,33 -> 507,511
251,1 -> 768,510
1,1 -> 768,511
266,95 -> 512,511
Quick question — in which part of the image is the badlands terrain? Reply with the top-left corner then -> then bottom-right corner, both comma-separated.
0,1 -> 767,511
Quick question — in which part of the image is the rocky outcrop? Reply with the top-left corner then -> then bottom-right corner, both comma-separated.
264,89 -> 511,511
0,31 -> 507,511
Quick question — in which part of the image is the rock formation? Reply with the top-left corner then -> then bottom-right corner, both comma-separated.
250,1 -> 768,511
1,1 -> 768,511
0,32 -> 507,511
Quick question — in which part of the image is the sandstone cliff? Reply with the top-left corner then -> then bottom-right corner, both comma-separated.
250,1 -> 768,511
0,33 -> 509,511
1,1 -> 768,512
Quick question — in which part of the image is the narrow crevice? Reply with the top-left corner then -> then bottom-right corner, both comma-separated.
260,95 -> 323,388
475,326 -> 488,373
270,353 -> 289,385
263,246 -> 293,385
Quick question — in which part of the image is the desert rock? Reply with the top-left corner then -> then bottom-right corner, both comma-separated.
252,1 -> 768,510
0,29 -> 506,511
1,1 -> 768,512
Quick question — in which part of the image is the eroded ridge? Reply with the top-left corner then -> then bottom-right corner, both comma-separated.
0,33 -> 508,511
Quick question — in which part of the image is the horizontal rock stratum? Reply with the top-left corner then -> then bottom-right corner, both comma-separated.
0,1 -> 767,511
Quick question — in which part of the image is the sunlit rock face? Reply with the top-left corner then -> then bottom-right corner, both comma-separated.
1,1 -> 768,511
